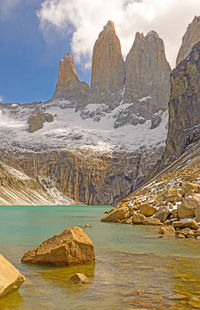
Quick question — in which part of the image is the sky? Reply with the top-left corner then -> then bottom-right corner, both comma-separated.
0,0 -> 199,103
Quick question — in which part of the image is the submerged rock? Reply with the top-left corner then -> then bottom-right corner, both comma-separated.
70,273 -> 88,283
172,220 -> 199,230
159,226 -> 175,237
0,253 -> 25,298
21,227 -> 95,266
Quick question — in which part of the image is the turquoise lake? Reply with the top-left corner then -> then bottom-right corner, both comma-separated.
1,206 -> 200,309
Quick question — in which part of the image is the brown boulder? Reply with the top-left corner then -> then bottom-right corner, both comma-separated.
21,227 -> 95,266
172,220 -> 199,230
132,212 -> 146,224
144,217 -> 162,226
0,253 -> 25,298
183,195 -> 200,209
179,228 -> 194,237
159,226 -> 175,237
177,204 -> 195,219
101,207 -> 127,222
182,182 -> 200,194
139,204 -> 156,217
154,206 -> 170,222
162,188 -> 182,203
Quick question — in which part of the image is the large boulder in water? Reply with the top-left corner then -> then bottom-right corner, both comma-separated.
21,227 -> 95,266
0,253 -> 25,298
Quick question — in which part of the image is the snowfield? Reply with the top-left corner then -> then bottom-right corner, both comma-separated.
0,100 -> 168,153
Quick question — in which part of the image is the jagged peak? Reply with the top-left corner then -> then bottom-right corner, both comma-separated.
103,20 -> 115,32
146,30 -> 160,39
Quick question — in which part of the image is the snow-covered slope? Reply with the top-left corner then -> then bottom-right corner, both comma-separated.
0,100 -> 168,153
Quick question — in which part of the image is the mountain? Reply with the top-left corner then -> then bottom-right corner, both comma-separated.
0,21 -> 172,205
0,161 -> 77,205
176,16 -> 200,66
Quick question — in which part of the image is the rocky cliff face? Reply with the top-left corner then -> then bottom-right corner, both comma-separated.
0,161 -> 77,205
90,21 -> 125,104
53,53 -> 89,103
162,41 -> 200,165
124,31 -> 171,119
176,16 -> 200,66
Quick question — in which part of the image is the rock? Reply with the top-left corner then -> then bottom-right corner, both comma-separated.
179,227 -> 194,237
150,113 -> 162,129
176,16 -> 200,65
21,227 -> 95,266
70,273 -> 88,283
171,209 -> 178,218
91,21 -> 125,104
101,207 -> 127,222
0,253 -> 25,298
162,41 -> 200,162
123,217 -> 132,224
159,226 -> 175,237
85,224 -> 92,229
177,204 -> 195,219
139,204 -> 156,217
162,188 -> 182,203
182,182 -> 200,194
132,212 -> 146,224
28,107 -> 54,133
195,206 -> 200,222
53,53 -> 89,102
172,220 -> 199,230
154,206 -> 170,222
144,217 -> 162,226
125,31 -> 171,118
176,233 -> 186,239
168,294 -> 188,301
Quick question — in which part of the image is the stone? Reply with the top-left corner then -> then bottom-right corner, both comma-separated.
90,21 -> 125,104
154,206 -> 170,222
144,217 -> 162,226
159,226 -> 175,237
139,204 -> 156,217
176,16 -> 200,65
132,212 -> 146,224
195,206 -> 200,222
171,209 -> 178,218
180,227 -> 194,237
172,220 -> 199,230
70,273 -> 88,283
21,227 -> 95,266
53,53 -> 89,102
182,182 -> 200,194
162,188 -> 182,203
125,31 -> 171,118
85,224 -> 92,229
0,253 -> 25,298
101,207 -> 127,222
177,204 -> 195,219
168,294 -> 188,300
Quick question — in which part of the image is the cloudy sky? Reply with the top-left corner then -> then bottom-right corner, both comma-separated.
0,0 -> 199,103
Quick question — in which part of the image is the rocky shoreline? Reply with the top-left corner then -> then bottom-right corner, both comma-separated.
102,157 -> 200,240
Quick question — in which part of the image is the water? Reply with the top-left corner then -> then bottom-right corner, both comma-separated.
1,206 -> 200,309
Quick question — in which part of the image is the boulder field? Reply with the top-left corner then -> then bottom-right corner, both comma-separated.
102,156 -> 200,239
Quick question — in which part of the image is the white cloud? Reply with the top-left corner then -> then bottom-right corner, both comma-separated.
37,0 -> 200,69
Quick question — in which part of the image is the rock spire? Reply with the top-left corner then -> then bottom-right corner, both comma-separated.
124,31 -> 171,118
90,21 -> 125,103
53,53 -> 89,102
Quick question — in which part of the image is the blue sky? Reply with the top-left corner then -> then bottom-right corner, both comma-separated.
0,0 -> 199,103
0,0 -> 89,103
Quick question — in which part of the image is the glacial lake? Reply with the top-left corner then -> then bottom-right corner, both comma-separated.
1,206 -> 200,309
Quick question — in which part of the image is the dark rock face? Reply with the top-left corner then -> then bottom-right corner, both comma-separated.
163,41 -> 200,163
